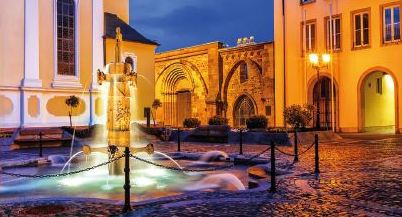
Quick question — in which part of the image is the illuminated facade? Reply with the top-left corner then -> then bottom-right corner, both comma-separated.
155,40 -> 274,128
0,0 -> 157,129
274,0 -> 401,133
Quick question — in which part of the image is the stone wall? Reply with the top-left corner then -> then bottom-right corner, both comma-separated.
220,43 -> 275,127
155,41 -> 274,128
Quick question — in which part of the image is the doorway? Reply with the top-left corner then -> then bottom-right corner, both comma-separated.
361,72 -> 396,133
233,95 -> 256,128
176,90 -> 192,126
312,77 -> 337,130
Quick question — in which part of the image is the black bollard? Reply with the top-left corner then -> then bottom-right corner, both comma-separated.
177,128 -> 181,152
269,141 -> 276,193
314,134 -> 320,174
39,132 -> 43,158
294,130 -> 299,162
123,147 -> 132,213
239,128 -> 243,155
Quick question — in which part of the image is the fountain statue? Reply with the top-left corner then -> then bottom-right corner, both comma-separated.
95,27 -> 154,175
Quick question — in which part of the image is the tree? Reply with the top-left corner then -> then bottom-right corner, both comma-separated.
283,104 -> 314,130
65,95 -> 80,128
151,99 -> 162,126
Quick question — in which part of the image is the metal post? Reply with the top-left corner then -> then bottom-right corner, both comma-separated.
39,132 -> 43,158
177,128 -> 181,152
294,130 -> 298,162
269,141 -> 276,193
239,128 -> 243,155
314,134 -> 320,174
123,147 -> 132,213
316,69 -> 321,129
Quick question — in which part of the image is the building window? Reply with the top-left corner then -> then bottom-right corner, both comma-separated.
353,11 -> 370,48
57,0 -> 75,76
376,77 -> 383,94
240,63 -> 248,83
300,0 -> 315,5
265,106 -> 272,116
383,5 -> 401,43
326,16 -> 341,51
303,22 -> 316,52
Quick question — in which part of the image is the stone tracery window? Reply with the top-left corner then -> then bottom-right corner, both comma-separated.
234,95 -> 255,127
57,0 -> 75,76
240,63 -> 248,83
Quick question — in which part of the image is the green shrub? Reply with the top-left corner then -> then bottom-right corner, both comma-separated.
283,104 -> 314,129
246,115 -> 268,129
183,118 -> 201,128
208,115 -> 228,125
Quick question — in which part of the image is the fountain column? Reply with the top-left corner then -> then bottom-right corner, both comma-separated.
97,28 -> 137,175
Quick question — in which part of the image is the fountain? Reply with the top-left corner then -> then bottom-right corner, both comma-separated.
96,27 -> 154,175
0,28 -> 249,205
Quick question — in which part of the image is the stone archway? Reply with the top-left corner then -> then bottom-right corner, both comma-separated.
155,61 -> 208,126
222,59 -> 263,103
233,95 -> 256,128
308,75 -> 339,130
221,59 -> 264,127
358,69 -> 398,133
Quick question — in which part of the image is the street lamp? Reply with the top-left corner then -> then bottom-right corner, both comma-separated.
309,53 -> 331,129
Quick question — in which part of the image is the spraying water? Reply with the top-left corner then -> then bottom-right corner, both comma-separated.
60,151 -> 83,174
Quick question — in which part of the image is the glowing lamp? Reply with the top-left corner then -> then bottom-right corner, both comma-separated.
322,54 -> 331,64
309,53 -> 319,65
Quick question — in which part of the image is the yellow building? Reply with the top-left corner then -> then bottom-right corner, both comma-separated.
0,0 -> 157,129
274,0 -> 401,133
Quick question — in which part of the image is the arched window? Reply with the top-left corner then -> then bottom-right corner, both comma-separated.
233,95 -> 255,127
57,0 -> 75,76
240,63 -> 248,83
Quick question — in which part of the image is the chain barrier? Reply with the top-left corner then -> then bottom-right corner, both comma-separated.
0,155 -> 124,178
297,142 -> 315,155
130,154 -> 234,172
274,147 -> 296,156
130,147 -> 271,173
245,146 -> 271,161
275,141 -> 315,157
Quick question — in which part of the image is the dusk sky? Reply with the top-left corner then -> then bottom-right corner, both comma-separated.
129,0 -> 274,52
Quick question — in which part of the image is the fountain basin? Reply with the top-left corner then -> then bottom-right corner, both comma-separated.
0,155 -> 251,203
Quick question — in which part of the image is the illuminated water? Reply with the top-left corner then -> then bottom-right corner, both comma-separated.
0,151 -> 248,202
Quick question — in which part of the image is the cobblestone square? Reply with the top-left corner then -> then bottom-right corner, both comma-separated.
1,135 -> 401,216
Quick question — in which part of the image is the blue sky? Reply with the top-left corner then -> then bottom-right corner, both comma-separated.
129,0 -> 274,52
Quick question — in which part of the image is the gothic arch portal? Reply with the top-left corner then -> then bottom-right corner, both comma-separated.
155,61 -> 208,126
233,94 -> 257,128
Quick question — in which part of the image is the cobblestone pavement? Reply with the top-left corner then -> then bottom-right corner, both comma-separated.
1,137 -> 402,216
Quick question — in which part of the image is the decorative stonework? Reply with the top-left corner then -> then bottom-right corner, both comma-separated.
28,96 -> 40,118
46,96 -> 86,117
155,42 -> 274,127
220,43 -> 274,127
0,95 -> 13,117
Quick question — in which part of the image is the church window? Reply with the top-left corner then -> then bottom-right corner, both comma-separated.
240,63 -> 248,83
57,0 -> 75,76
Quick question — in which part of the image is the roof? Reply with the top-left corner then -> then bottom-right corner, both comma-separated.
104,12 -> 159,46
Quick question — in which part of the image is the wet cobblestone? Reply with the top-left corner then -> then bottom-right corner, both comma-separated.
1,137 -> 402,216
